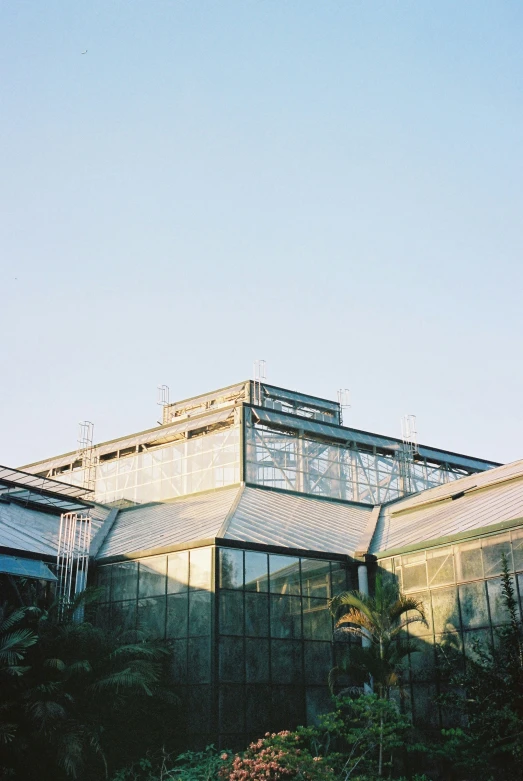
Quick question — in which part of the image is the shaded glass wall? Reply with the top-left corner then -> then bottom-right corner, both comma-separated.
96,546 -> 353,747
96,547 -> 214,743
379,526 -> 523,728
216,547 -> 352,747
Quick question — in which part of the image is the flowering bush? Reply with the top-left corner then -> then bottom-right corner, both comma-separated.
219,730 -> 335,780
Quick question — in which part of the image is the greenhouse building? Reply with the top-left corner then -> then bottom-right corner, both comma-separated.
1,379 -> 522,747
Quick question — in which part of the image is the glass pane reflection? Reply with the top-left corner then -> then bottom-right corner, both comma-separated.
269,555 -> 301,595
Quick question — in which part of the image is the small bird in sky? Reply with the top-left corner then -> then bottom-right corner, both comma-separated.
81,50 -> 88,55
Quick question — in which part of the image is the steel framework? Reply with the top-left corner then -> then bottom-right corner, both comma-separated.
57,511 -> 92,619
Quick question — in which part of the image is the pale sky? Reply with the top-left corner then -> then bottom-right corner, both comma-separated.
1,1 -> 522,467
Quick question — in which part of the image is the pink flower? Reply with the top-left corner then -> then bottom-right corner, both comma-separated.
221,753 -> 229,760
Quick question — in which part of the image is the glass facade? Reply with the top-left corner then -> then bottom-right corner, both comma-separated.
246,423 -> 464,504
96,548 -> 214,740
62,426 -> 240,505
216,548 -> 352,746
96,546 -> 353,747
379,527 -> 523,728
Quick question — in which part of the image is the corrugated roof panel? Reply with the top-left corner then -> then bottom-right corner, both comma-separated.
96,486 -> 241,559
0,500 -> 113,557
371,461 -> 523,554
0,502 -> 62,555
224,487 -> 372,556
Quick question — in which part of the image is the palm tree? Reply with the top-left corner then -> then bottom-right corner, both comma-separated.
330,574 -> 427,700
329,574 -> 427,777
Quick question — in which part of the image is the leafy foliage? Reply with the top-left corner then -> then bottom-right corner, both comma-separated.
315,694 -> 413,780
111,746 -> 233,781
0,591 -> 180,781
435,555 -> 523,781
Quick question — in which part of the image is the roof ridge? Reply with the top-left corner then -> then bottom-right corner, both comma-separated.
217,484 -> 245,538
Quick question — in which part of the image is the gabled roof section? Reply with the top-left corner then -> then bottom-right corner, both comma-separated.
223,487 -> 373,556
370,459 -> 523,555
95,484 -> 373,561
96,486 -> 241,560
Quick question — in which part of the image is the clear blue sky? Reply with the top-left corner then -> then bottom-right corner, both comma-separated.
1,1 -> 522,467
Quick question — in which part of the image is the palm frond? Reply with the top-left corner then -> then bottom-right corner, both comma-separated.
0,628 -> 38,665
0,721 -> 18,744
87,668 -> 156,696
0,607 -> 30,633
109,642 -> 168,660
44,658 -> 67,672
335,607 -> 376,634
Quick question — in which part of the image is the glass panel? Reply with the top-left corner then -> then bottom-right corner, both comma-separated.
137,596 -> 166,637
427,548 -> 455,587
170,638 -> 187,683
245,684 -> 271,733
304,642 -> 332,685
302,598 -> 332,640
301,559 -> 331,599
94,602 -> 111,631
111,599 -> 137,631
244,551 -> 269,592
431,587 -> 460,634
138,556 -> 167,598
482,536 -> 512,578
270,595 -> 302,639
435,632 -> 463,679
271,685 -> 305,732
402,553 -> 427,592
407,592 -> 432,637
220,685 -> 245,733
219,548 -> 243,590
111,561 -> 138,601
245,638 -> 269,683
269,555 -> 301,595
459,582 -> 489,628
96,566 -> 112,601
457,541 -> 483,582
187,684 -> 211,732
166,593 -> 188,638
409,646 -> 435,682
271,639 -> 303,684
512,529 -> 523,572
167,551 -> 189,593
219,591 -> 244,636
188,637 -> 211,683
219,636 -> 244,682
245,592 -> 269,637
306,687 -> 332,726
189,591 -> 211,636
330,563 -> 349,595
93,425 -> 240,505
189,547 -> 212,591
487,577 -> 515,625
411,684 -> 439,728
